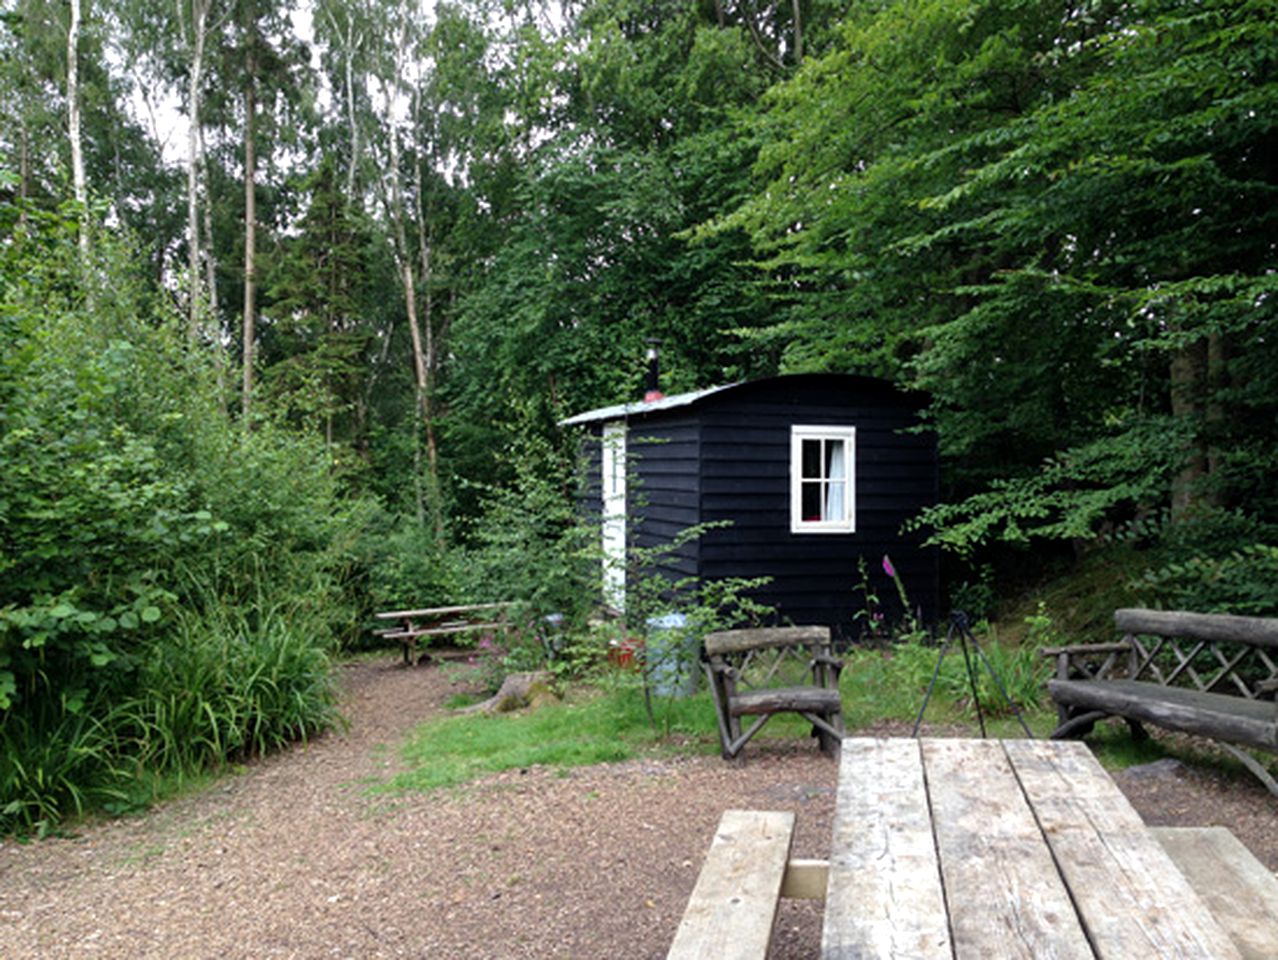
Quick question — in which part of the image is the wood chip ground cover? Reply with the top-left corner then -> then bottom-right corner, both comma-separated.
0,661 -> 1272,959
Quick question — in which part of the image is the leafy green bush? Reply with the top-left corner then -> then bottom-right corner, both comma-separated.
451,431 -> 595,623
1128,508 -> 1278,615
0,197 -> 354,834
1137,545 -> 1278,616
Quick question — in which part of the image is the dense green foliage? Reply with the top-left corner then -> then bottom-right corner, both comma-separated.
3,0 -> 1277,830
0,199 -> 352,833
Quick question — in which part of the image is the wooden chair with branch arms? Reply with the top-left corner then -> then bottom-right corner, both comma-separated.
702,626 -> 845,759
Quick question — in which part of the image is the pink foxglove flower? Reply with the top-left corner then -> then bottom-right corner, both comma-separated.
882,555 -> 896,579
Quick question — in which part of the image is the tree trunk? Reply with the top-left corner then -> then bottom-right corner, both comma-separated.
383,2 -> 438,528
322,7 -> 363,201
18,118 -> 30,227
1204,331 -> 1226,498
1169,338 -> 1208,522
412,88 -> 442,537
201,131 -> 220,342
790,0 -> 803,64
242,34 -> 259,422
67,0 -> 88,258
184,0 -> 209,340
342,17 -> 361,199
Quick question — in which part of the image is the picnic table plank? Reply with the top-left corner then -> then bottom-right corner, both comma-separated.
374,602 -> 514,665
922,738 -> 1092,960
821,738 -> 950,959
1151,826 -> 1278,960
381,622 -> 505,639
374,602 -> 512,620
666,809 -> 795,960
1003,740 -> 1241,960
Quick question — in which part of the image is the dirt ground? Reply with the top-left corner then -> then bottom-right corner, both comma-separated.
0,659 -> 1273,959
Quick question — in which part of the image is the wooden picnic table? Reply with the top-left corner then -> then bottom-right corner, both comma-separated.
374,602 -> 513,665
823,737 -> 1246,959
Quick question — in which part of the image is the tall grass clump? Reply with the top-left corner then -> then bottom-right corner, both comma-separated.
121,601 -> 340,775
0,699 -> 133,837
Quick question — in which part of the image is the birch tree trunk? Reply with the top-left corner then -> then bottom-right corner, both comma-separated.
241,27 -> 259,421
411,85 -> 440,527
17,120 -> 30,228
201,131 -> 220,340
182,0 -> 210,340
387,119 -> 430,524
381,1 -> 438,528
319,4 -> 364,200
67,0 -> 88,257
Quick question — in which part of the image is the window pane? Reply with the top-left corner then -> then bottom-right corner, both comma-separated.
825,480 -> 845,521
825,439 -> 845,480
801,482 -> 822,521
802,439 -> 821,479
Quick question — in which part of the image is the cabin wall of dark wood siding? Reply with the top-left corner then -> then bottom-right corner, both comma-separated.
575,424 -> 604,518
693,378 -> 939,638
628,415 -> 700,583
570,425 -> 606,607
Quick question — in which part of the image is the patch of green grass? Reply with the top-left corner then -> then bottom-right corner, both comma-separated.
443,692 -> 485,710
383,624 -> 1177,797
377,686 -> 720,794
839,639 -> 1054,732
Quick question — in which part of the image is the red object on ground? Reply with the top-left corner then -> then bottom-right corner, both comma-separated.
608,638 -> 642,670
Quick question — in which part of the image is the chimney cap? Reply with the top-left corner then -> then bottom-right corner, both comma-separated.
644,339 -> 664,401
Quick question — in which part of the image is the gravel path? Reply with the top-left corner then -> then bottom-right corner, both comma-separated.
0,660 -> 1273,959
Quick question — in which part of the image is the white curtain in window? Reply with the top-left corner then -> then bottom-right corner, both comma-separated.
824,441 -> 845,520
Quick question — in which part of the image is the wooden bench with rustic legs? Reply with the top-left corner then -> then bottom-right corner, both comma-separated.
702,626 -> 845,759
667,810 -> 826,960
1045,608 -> 1278,794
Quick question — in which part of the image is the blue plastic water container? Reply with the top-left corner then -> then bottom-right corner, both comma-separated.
645,612 -> 698,698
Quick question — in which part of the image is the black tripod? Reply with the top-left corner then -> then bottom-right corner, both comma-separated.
912,611 -> 1034,739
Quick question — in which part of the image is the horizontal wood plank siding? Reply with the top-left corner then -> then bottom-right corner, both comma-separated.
575,424 -> 604,519
566,375 -> 939,637
695,377 -> 938,636
629,417 -> 700,582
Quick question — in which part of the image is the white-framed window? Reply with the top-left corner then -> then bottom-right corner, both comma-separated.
790,425 -> 856,534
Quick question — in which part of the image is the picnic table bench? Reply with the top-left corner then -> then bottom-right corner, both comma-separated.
1045,607 -> 1278,793
670,738 -> 1278,959
374,602 -> 513,665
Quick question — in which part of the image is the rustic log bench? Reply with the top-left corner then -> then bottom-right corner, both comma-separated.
374,602 -> 513,665
702,626 -> 844,759
666,809 -> 826,960
1045,608 -> 1278,793
1152,827 -> 1278,960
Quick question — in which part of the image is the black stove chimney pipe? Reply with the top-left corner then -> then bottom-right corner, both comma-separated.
644,338 -> 664,402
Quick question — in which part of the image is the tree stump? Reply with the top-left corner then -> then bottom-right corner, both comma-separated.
459,671 -> 558,715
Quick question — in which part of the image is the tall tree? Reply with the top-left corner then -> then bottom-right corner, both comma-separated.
175,0 -> 227,340
366,0 -> 443,527
721,0 -> 1278,552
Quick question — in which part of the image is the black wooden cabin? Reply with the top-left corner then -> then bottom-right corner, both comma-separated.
561,373 -> 939,639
